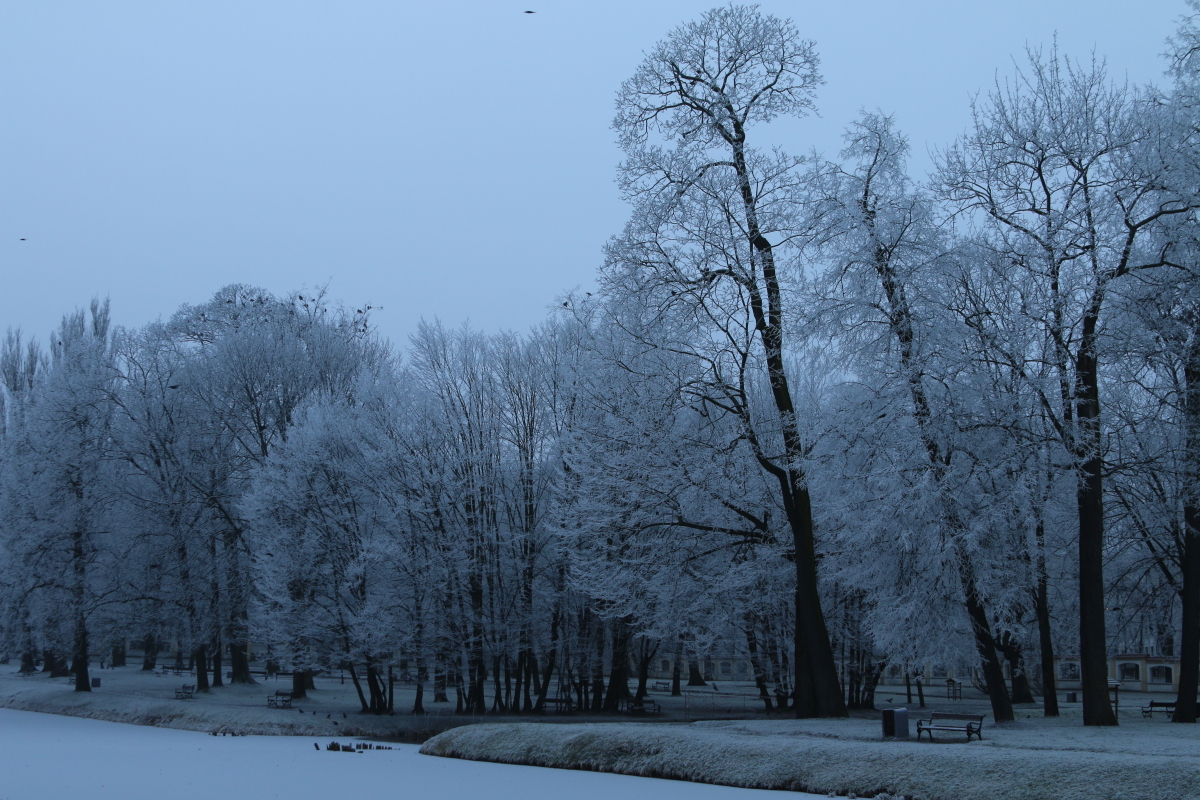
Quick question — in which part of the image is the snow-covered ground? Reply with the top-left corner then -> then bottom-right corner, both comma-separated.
0,708 -> 825,800
423,717 -> 1200,800
9,665 -> 1200,799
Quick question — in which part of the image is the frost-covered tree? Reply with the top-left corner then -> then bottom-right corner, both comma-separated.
936,49 -> 1195,725
605,3 -> 844,718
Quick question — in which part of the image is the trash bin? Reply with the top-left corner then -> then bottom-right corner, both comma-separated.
893,707 -> 909,738
882,707 -> 909,737
91,677 -> 100,688
1065,691 -> 1077,703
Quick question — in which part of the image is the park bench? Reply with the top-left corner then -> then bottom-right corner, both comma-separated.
542,697 -> 574,713
1141,701 -> 1200,718
916,712 -> 984,742
1143,701 -> 1175,717
266,690 -> 293,709
652,681 -> 671,693
175,684 -> 195,700
629,698 -> 661,716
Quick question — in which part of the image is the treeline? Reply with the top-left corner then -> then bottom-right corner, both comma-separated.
5,4 -> 1200,725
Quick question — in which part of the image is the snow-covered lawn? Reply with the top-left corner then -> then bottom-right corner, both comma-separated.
10,666 -> 1200,799
0,708 -> 824,800
423,717 -> 1200,800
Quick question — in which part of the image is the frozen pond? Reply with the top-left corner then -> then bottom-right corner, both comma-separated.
0,708 -> 821,800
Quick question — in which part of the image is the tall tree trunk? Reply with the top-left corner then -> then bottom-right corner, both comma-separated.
193,644 -> 210,693
141,635 -> 158,671
291,669 -> 309,700
211,637 -> 224,687
1035,518 -> 1061,717
413,680 -> 425,715
1175,333 -> 1200,723
110,644 -> 126,668
1076,318 -> 1117,726
228,641 -> 254,684
71,614 -> 91,693
961,558 -> 1014,722
687,658 -> 706,686
1176,506 -> 1200,724
347,663 -> 369,713
671,639 -> 683,696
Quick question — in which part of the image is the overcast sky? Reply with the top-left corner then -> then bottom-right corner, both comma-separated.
2,1 -> 1188,349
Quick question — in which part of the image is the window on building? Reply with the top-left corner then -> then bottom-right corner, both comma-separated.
735,661 -> 747,675
1059,662 -> 1080,680
932,665 -> 947,678
1118,663 -> 1140,682
720,661 -> 732,675
661,660 -> 670,673
1150,665 -> 1173,684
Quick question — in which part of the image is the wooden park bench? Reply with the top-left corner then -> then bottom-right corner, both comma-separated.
266,690 -> 293,709
652,681 -> 671,693
175,684 -> 195,700
916,712 -> 984,742
542,697 -> 575,713
1143,700 -> 1175,717
629,698 -> 661,716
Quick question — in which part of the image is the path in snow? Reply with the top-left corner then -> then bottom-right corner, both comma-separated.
0,708 -> 822,800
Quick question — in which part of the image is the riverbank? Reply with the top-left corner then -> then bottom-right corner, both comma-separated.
421,716 -> 1200,800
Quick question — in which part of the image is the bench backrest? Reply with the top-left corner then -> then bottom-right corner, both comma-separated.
928,712 -> 983,723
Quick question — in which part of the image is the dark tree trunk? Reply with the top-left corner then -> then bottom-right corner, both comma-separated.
140,636 -> 158,671
1075,322 -> 1117,726
687,659 -> 706,686
603,620 -> 633,712
366,664 -> 386,713
413,680 -> 425,715
960,554 -> 1014,722
1175,337 -> 1200,723
70,611 -> 91,692
860,661 -> 884,710
634,638 -> 657,702
744,617 -> 775,712
110,644 -> 126,668
1175,504 -> 1200,722
211,639 -> 223,687
1011,670 -> 1035,705
347,663 -> 369,713
671,639 -> 683,696
996,635 -> 1035,705
491,655 -> 505,713
291,669 -> 309,700
194,644 -> 210,692
434,658 -> 449,704
20,651 -> 36,674
1035,519 -> 1060,717
228,641 -> 254,684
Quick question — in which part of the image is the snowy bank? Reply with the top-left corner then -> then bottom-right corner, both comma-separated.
0,666 -> 468,739
421,718 -> 1200,800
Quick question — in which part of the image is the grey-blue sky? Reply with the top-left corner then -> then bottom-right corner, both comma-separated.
2,1 -> 1185,348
